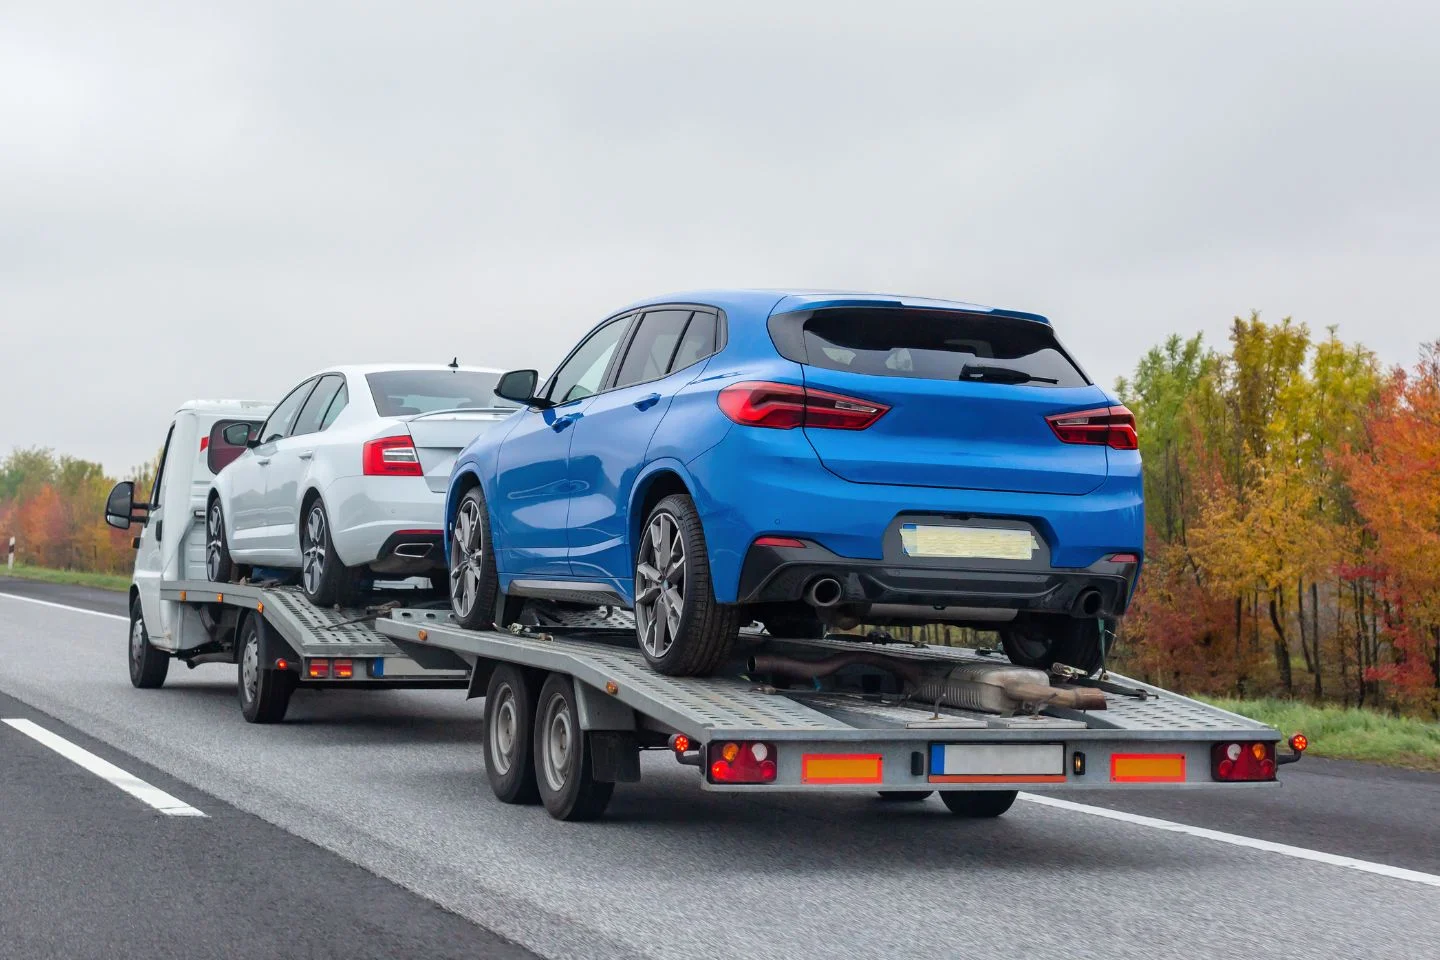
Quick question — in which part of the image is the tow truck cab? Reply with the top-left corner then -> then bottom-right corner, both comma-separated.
104,400 -> 272,652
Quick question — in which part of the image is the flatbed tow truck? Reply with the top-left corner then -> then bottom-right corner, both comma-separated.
155,577 -> 1305,822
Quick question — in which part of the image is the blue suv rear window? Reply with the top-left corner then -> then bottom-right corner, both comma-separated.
768,307 -> 1089,387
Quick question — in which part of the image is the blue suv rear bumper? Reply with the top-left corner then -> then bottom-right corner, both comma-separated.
685,426 -> 1144,608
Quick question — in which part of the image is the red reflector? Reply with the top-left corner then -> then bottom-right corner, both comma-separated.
1046,405 -> 1138,450
307,659 -> 330,679
754,536 -> 806,548
274,658 -> 289,671
1211,741 -> 1277,782
332,659 -> 353,679
706,741 -> 778,783
717,381 -> 888,431
199,436 -> 209,451
362,435 -> 423,476
1106,553 -> 1140,564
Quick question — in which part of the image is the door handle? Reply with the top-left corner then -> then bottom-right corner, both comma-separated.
633,393 -> 662,411
256,458 -> 271,466
550,414 -> 580,432
297,450 -> 314,460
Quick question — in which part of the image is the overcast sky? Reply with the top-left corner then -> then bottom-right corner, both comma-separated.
2,1 -> 1436,474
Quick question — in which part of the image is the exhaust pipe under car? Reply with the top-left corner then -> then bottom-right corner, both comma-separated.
1073,588 -> 1103,617
805,577 -> 844,608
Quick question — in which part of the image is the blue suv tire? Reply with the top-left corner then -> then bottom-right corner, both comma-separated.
635,494 -> 742,676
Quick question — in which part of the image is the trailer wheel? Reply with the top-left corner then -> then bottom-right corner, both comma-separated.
449,487 -> 505,630
999,615 -> 1106,676
534,674 -> 614,821
237,615 -> 296,723
484,665 -> 540,805
128,597 -> 169,689
940,790 -> 1018,818
206,499 -> 234,584
634,494 -> 742,677
877,791 -> 933,802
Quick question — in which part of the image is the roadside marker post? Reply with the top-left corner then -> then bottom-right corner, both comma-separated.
6,536 -> 13,571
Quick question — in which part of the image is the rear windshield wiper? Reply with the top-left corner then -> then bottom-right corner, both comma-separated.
958,364 -> 1057,385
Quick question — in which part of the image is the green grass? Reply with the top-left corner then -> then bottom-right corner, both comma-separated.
1201,696 -> 1440,772
0,563 -> 131,593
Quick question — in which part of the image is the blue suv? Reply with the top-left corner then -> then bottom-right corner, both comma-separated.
445,290 -> 1143,676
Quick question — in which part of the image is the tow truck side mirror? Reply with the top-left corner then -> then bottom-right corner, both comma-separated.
104,481 -> 149,530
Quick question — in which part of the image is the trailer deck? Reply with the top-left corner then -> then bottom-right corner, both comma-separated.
379,607 -> 1283,795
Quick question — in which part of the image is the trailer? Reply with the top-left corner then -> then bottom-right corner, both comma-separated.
374,607 -> 1307,822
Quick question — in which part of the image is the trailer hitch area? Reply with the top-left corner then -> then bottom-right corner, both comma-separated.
1050,663 -> 1151,700
1276,732 -> 1309,766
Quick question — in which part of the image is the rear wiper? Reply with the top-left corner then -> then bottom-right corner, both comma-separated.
958,364 -> 1057,385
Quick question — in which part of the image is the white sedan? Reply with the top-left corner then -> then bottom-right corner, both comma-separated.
206,363 -> 515,604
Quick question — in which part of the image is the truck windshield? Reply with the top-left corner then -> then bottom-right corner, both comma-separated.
365,370 -> 516,416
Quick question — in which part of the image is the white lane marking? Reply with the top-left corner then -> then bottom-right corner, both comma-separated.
0,591 -> 129,622
3,718 -> 206,817
1020,793 -> 1440,888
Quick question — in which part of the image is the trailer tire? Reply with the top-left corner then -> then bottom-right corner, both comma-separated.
128,597 -> 169,689
877,791 -> 933,802
634,494 -> 741,677
999,615 -> 1106,676
534,673 -> 614,821
206,498 -> 234,584
940,790 -> 1017,818
449,487 -> 506,631
237,615 -> 296,724
300,498 -> 355,607
484,665 -> 541,805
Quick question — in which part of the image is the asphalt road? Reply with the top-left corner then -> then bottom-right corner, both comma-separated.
1,578 -> 1437,959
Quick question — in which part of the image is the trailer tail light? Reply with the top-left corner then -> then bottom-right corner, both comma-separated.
332,659 -> 353,679
307,659 -> 330,679
707,741 -> 778,783
362,435 -> 423,476
717,381 -> 889,431
1046,405 -> 1138,450
1211,740 -> 1277,781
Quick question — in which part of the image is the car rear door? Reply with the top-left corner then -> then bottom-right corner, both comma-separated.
264,374 -> 345,558
564,307 -> 717,584
773,306 -> 1113,495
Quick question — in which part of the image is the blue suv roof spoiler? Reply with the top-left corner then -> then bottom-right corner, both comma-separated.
767,293 -> 1050,325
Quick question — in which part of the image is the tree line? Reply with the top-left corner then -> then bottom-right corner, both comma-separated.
2,317 -> 1436,715
0,448 -> 151,574
1117,317 -> 1438,716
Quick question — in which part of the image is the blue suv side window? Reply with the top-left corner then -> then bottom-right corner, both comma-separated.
546,317 -> 631,404
670,311 -> 717,372
613,310 -> 693,388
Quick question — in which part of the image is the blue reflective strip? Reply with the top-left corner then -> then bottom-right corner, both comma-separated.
929,743 -> 945,774
370,658 -> 384,678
